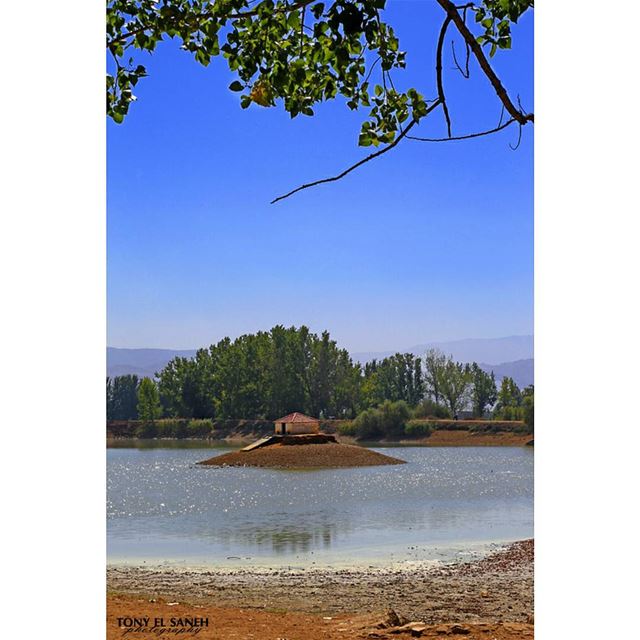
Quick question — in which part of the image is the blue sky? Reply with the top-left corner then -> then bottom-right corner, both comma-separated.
107,1 -> 533,352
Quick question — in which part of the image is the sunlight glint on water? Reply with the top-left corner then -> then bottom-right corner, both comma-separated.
107,445 -> 533,567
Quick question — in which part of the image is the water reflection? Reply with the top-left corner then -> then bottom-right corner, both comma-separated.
234,523 -> 336,554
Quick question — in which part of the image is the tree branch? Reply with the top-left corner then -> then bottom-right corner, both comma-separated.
271,100 -> 442,204
407,117 -> 517,142
435,0 -> 533,125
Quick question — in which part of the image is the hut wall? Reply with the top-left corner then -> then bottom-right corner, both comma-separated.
286,421 -> 320,434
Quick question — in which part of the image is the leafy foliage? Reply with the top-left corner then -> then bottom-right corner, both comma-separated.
412,397 -> 450,419
155,418 -> 189,438
494,375 -> 522,418
107,0 -> 427,144
473,0 -> 533,57
188,418 -> 215,437
351,399 -> 410,439
361,353 -> 423,408
404,419 -> 432,438
157,325 -> 361,420
106,0 -> 532,149
470,362 -> 497,418
423,348 -> 447,406
440,359 -> 473,417
137,376 -> 162,423
107,328 -> 531,428
106,374 -> 139,420
522,384 -> 533,432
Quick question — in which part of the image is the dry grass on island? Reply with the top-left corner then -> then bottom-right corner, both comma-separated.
197,434 -> 405,469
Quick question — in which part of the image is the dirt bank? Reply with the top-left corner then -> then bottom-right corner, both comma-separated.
107,540 -> 533,640
407,430 -> 533,447
107,595 -> 532,639
197,442 -> 406,469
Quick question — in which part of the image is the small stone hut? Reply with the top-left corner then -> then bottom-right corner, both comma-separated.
274,412 -> 320,435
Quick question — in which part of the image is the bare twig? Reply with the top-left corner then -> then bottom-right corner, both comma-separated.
451,40 -> 470,78
386,69 -> 397,93
436,15 -> 453,137
509,124 -> 523,150
407,117 -> 517,143
363,56 -> 381,85
450,4 -> 471,78
435,0 -> 534,125
271,100 -> 443,204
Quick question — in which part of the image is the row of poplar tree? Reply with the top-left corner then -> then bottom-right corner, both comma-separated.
106,325 -> 531,422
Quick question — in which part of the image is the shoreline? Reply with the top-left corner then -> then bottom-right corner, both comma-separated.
107,429 -> 533,448
108,539 -> 533,626
107,537 -> 523,571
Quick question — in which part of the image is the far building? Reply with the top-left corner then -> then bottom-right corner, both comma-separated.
274,412 -> 320,435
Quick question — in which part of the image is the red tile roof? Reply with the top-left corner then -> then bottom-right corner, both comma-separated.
274,412 -> 319,423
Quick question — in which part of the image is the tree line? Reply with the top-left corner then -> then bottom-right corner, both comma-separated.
107,326 -> 533,426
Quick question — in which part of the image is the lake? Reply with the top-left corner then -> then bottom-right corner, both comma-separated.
107,442 -> 533,568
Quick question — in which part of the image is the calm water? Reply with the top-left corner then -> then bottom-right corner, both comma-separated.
107,443 -> 533,567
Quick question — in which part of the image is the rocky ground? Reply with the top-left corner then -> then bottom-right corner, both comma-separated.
197,442 -> 406,469
108,540 -> 533,639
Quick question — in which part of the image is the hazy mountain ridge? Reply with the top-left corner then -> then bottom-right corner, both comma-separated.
478,359 -> 533,389
107,347 -> 197,379
351,335 -> 533,366
108,336 -> 533,386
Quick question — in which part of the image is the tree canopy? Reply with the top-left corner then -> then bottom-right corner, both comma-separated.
103,327 -> 518,421
156,325 -> 361,419
106,329 -> 531,424
107,0 -> 533,200
106,374 -> 139,420
137,376 -> 163,423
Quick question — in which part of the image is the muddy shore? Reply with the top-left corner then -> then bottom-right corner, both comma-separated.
108,540 -> 533,633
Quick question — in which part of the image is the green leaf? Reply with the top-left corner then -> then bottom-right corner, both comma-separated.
229,80 -> 244,92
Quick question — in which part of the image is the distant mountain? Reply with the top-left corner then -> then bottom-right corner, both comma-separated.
107,347 -> 197,379
351,335 -> 533,366
479,359 -> 534,389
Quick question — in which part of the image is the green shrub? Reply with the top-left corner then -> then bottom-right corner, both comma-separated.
353,408 -> 383,439
495,406 -> 524,421
523,395 -> 534,433
404,420 -> 432,438
135,421 -> 157,439
155,419 -> 188,438
378,400 -> 411,439
352,400 -> 411,440
412,399 -> 451,419
336,421 -> 357,436
187,419 -> 214,437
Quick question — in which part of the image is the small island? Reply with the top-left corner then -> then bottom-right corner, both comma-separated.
197,412 -> 405,469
